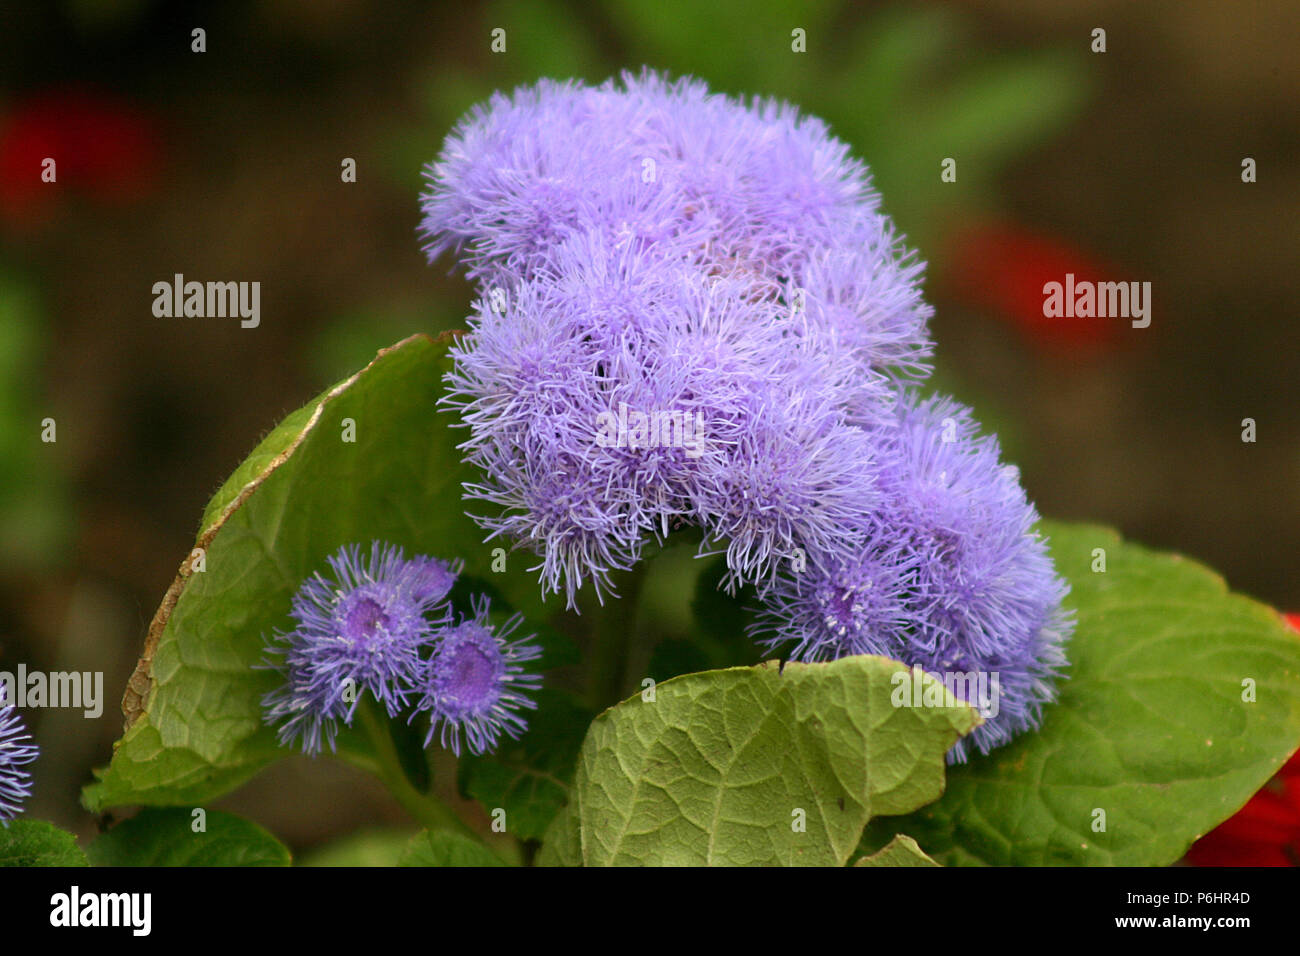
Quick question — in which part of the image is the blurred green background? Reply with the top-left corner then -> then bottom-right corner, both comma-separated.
1,0 -> 1296,853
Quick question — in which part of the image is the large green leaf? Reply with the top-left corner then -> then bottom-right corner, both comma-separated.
539,656 -> 979,866
0,820 -> 88,867
86,808 -> 290,866
399,829 -> 508,867
863,522 -> 1300,866
84,334 -> 549,811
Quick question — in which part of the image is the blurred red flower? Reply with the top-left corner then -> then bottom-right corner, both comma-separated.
942,220 -> 1124,352
0,86 -> 161,222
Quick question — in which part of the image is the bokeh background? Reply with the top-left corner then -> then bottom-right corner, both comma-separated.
1,0 -> 1296,855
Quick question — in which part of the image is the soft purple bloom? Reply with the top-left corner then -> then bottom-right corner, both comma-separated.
404,553 -> 461,605
442,235 -> 838,602
754,393 -> 1072,761
423,73 -> 932,605
421,72 -> 1071,760
438,213 -> 908,603
752,518 -> 925,664
794,214 -> 934,413
692,387 -> 881,592
262,542 -> 460,754
416,597 -> 542,756
0,686 -> 37,825
419,71 -> 889,286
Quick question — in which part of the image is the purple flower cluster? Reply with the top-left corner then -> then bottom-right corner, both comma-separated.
262,542 -> 541,756
426,72 -> 930,602
0,686 -> 37,825
421,71 -> 1072,759
752,395 -> 1071,760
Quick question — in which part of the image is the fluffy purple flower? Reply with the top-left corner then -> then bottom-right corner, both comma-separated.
0,686 -> 37,825
420,72 -> 1071,762
420,72 -> 887,283
423,73 -> 932,605
794,214 -> 934,412
442,253 -> 674,604
262,542 -> 460,754
754,393 -> 1072,762
693,387 -> 881,592
422,72 -> 931,371
753,520 -> 925,664
443,232 -> 863,602
416,598 -> 542,756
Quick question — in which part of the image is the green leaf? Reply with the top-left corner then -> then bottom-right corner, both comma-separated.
298,829 -> 414,867
399,829 -> 508,867
600,0 -> 843,92
459,689 -> 593,841
0,820 -> 88,867
85,334 -> 551,811
539,655 -> 979,866
85,808 -> 290,866
863,522 -> 1300,866
855,833 -> 939,867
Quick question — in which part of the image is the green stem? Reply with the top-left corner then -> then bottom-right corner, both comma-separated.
587,566 -> 646,709
354,698 -> 478,840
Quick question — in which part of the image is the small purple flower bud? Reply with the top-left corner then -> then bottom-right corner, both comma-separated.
261,542 -> 460,755
416,597 -> 542,756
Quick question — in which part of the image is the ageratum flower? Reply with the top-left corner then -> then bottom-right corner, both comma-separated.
421,72 -> 869,277
0,686 -> 37,825
754,393 -> 1072,762
753,517 -> 925,664
422,73 -> 933,603
693,384 -> 882,592
796,215 -> 934,414
439,242 -> 709,590
421,71 -> 931,371
441,224 -> 897,602
262,542 -> 460,754
421,72 -> 1071,760
416,597 -> 542,756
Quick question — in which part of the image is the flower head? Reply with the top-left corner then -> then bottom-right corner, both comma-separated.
795,214 -> 934,405
423,72 -> 935,604
419,71 -> 886,285
0,686 -> 37,825
753,517 -> 925,663
416,597 -> 542,756
754,392 -> 1072,762
262,542 -> 460,754
421,73 -> 1072,762
693,387 -> 882,592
